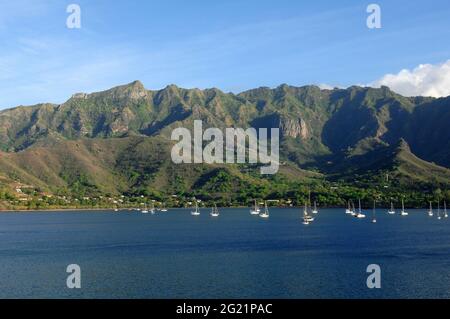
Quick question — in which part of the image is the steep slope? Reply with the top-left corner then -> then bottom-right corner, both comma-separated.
327,139 -> 450,188
404,97 -> 450,167
0,81 -> 449,200
0,82 -> 335,153
321,86 -> 417,153
0,134 -> 319,198
0,137 -> 128,195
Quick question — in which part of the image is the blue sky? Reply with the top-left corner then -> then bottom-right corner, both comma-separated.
1,0 -> 450,108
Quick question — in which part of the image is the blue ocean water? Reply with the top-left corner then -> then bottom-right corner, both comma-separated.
0,208 -> 449,299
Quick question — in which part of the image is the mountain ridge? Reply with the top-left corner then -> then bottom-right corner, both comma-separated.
0,81 -> 449,208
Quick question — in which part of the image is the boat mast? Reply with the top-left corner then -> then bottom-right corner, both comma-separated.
438,199 -> 441,218
373,200 -> 376,219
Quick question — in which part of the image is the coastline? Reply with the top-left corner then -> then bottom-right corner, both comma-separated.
0,207 -> 123,213
0,206 -> 427,213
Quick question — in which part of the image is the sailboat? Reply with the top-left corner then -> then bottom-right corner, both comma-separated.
345,200 -> 353,215
444,201 -> 448,218
250,199 -> 260,215
428,201 -> 434,217
372,200 -> 377,223
260,201 -> 269,218
210,203 -> 219,217
387,201 -> 396,215
141,203 -> 149,214
149,202 -> 155,214
305,192 -> 315,222
400,198 -> 408,216
355,199 -> 366,218
437,200 -> 442,220
302,202 -> 314,224
160,203 -> 168,212
302,203 -> 310,225
312,201 -> 319,214
191,201 -> 200,216
351,201 -> 357,216
307,191 -> 318,214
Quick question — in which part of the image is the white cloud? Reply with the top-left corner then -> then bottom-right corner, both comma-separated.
370,60 -> 450,98
317,83 -> 346,90
317,83 -> 334,90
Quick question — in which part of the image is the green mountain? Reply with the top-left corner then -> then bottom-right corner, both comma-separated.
0,81 -> 449,208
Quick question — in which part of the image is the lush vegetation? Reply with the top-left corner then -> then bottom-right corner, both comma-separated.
2,173 -> 449,211
0,82 -> 449,211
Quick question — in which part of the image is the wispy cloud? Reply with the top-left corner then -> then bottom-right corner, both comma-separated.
0,0 -> 51,31
1,1 -> 450,108
0,3 -> 359,107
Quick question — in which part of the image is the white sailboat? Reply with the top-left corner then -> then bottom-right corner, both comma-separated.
428,201 -> 434,217
160,203 -> 168,212
210,203 -> 219,217
302,201 -> 315,224
372,200 -> 377,223
345,200 -> 353,215
355,199 -> 366,218
400,198 -> 408,216
260,201 -> 269,218
444,201 -> 448,218
312,201 -> 319,214
250,199 -> 260,215
150,202 -> 155,215
141,203 -> 149,214
302,203 -> 310,225
351,201 -> 357,216
437,200 -> 442,220
387,201 -> 396,215
191,201 -> 200,216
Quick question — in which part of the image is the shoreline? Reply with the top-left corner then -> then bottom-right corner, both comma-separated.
0,208 -> 122,213
0,206 -> 429,213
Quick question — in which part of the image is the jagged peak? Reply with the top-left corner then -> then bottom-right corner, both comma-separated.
99,80 -> 148,100
129,80 -> 144,87
71,93 -> 89,99
277,83 -> 290,90
163,84 -> 179,91
275,83 -> 322,92
395,138 -> 411,152
66,81 -> 148,102
156,84 -> 182,98
114,80 -> 146,92
346,85 -> 401,98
